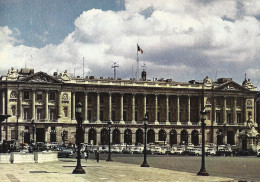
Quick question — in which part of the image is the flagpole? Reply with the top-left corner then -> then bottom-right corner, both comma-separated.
137,44 -> 139,81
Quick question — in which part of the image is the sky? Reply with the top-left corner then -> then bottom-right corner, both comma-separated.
0,0 -> 260,90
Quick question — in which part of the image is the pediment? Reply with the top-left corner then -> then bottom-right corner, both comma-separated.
19,72 -> 62,83
214,81 -> 248,91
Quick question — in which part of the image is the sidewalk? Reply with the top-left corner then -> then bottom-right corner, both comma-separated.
0,159 -> 235,182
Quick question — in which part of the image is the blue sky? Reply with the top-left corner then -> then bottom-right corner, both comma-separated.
0,0 -> 260,90
0,0 -> 125,47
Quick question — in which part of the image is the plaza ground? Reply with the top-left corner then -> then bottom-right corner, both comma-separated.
0,157 -> 235,182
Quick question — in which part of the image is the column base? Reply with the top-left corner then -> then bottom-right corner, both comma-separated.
119,120 -> 125,124
165,121 -> 171,125
84,120 -> 89,124
131,120 -> 136,124
177,121 -> 181,125
187,121 -> 192,125
154,120 -> 159,125
96,120 -> 101,124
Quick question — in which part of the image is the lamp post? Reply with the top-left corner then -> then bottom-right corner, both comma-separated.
72,102 -> 86,174
106,120 -> 113,161
141,113 -> 149,167
197,108 -> 209,176
0,115 -> 11,142
31,119 -> 35,145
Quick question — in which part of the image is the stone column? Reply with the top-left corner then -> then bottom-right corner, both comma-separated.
213,97 -> 217,125
18,90 -> 23,121
120,94 -> 125,124
233,97 -> 237,124
58,91 -> 62,120
132,94 -> 136,124
166,95 -> 170,125
188,96 -> 192,125
84,92 -> 89,123
96,93 -> 101,123
223,97 -> 226,124
155,94 -> 159,124
32,90 -> 35,120
109,93 -> 112,121
177,133 -> 181,144
177,95 -> 181,125
72,92 -> 75,120
45,90 -> 49,121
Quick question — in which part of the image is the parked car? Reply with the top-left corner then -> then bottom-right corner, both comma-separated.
182,149 -> 196,156
151,147 -> 162,155
165,148 -> 175,155
257,149 -> 260,157
122,148 -> 132,154
58,148 -> 74,158
132,147 -> 143,154
216,149 -> 232,156
233,149 -> 257,156
173,148 -> 184,155
206,148 -> 216,156
99,146 -> 109,154
111,147 -> 121,154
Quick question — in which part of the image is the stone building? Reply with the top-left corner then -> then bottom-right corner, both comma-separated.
0,67 -> 258,148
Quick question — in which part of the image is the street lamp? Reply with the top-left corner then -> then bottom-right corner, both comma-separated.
0,115 -> 11,142
197,108 -> 209,176
72,102 -> 86,174
141,113 -> 149,167
106,120 -> 113,161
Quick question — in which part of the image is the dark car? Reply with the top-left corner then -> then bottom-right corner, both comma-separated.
58,148 -> 74,158
233,149 -> 257,156
216,149 -> 232,156
182,149 -> 196,156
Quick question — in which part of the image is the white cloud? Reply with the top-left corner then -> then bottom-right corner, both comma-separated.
0,0 -> 260,89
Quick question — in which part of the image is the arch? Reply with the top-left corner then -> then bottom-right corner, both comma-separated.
88,128 -> 96,145
100,128 -> 109,145
158,129 -> 167,144
169,129 -> 177,146
181,130 -> 188,145
136,128 -> 143,144
191,130 -> 199,145
112,128 -> 120,144
147,129 -> 155,144
124,129 -> 132,145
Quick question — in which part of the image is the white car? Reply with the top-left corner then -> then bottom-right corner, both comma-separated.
193,148 -> 202,156
174,148 -> 184,155
206,148 -> 216,156
111,147 -> 121,154
132,147 -> 143,154
151,147 -> 162,155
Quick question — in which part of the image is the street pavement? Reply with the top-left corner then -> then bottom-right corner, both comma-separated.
0,158 -> 235,182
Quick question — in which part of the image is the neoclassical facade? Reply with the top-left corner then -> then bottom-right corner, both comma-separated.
0,67 -> 258,148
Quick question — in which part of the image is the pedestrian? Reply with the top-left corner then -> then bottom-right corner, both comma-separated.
85,150 -> 89,160
95,150 -> 100,163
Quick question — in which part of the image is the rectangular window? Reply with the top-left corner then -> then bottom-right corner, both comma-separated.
49,92 -> 56,100
112,111 -> 116,121
50,109 -> 56,120
37,109 -> 43,120
36,92 -> 43,100
227,113 -> 232,123
112,97 -> 116,104
11,130 -> 16,140
157,112 -> 160,122
237,113 -> 242,123
226,98 -> 232,106
237,98 -> 242,106
168,112 -> 171,122
87,110 -> 92,121
216,112 -> 221,123
63,131 -> 68,141
100,110 -> 104,121
88,96 -> 92,104
100,96 -> 104,105
216,97 -> 221,106
123,111 -> 126,121
23,108 -> 30,120
135,111 -> 138,121
11,106 -> 16,116
24,91 -> 30,100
